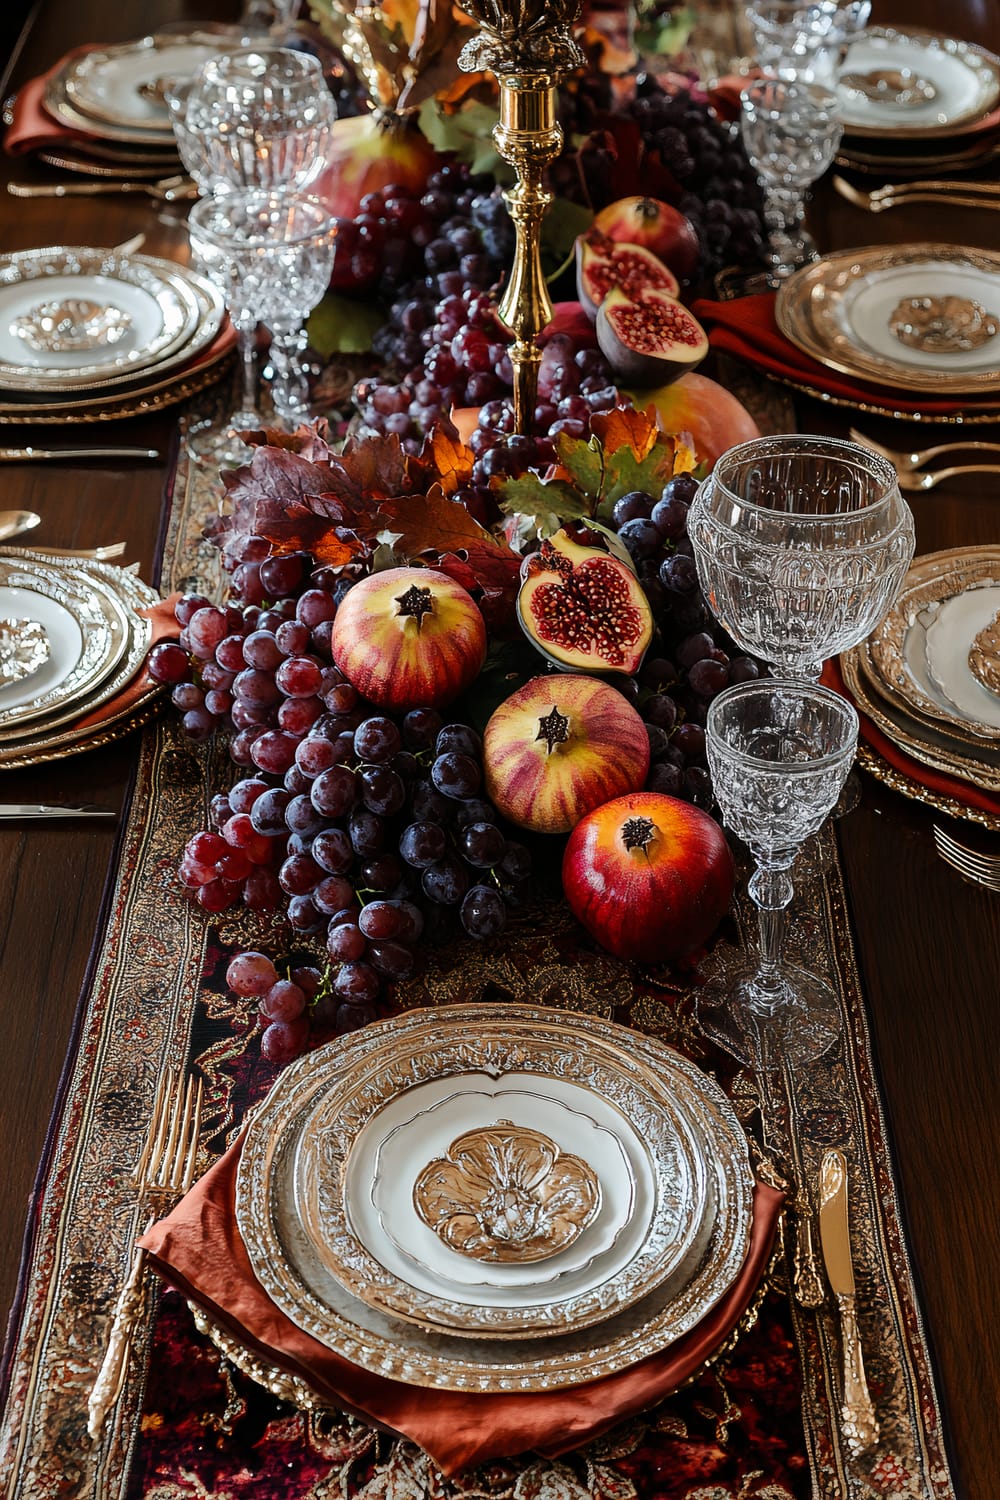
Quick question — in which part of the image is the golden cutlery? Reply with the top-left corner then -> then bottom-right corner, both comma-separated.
897,464 -> 1000,492
818,1148 -> 879,1457
87,1068 -> 203,1441
932,824 -> 1000,890
833,176 -> 1000,213
778,1052 -> 825,1308
0,447 -> 160,462
849,428 -> 1000,471
0,510 -> 41,541
7,174 -> 196,202
865,175 -> 1000,200
1,542 -> 128,560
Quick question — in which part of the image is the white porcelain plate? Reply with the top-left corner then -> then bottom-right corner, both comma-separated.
826,259 -> 1000,377
64,36 -> 232,133
837,27 -> 1000,136
0,587 -> 81,715
924,585 -> 1000,729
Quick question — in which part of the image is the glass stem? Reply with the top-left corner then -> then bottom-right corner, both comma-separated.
232,317 -> 260,431
267,319 -> 309,426
747,864 -> 794,1014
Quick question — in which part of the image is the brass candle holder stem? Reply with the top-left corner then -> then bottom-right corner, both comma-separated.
493,74 -> 562,433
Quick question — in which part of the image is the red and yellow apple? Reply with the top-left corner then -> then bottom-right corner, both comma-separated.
313,115 -> 439,221
624,371 -> 760,470
331,566 -> 486,712
483,675 -> 650,835
562,791 -> 734,962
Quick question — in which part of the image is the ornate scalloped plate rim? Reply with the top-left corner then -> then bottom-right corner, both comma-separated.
296,1034 -> 705,1338
841,647 -> 1000,792
235,1004 -> 754,1392
62,32 -> 235,134
0,346 -> 233,424
836,26 -> 1000,139
777,245 -> 1000,396
0,561 -> 120,730
856,740 -> 1000,831
866,546 -> 1000,744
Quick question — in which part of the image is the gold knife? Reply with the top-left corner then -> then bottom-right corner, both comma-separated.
819,1148 -> 879,1457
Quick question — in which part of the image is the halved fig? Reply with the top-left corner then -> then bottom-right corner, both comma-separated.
575,231 -> 680,321
517,523 -> 653,676
596,286 -> 708,386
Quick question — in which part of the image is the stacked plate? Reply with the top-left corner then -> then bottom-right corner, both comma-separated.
776,244 -> 1000,410
835,26 -> 1000,176
843,546 -> 1000,806
236,1003 -> 755,1392
0,246 -> 228,425
0,548 -> 163,767
39,30 -> 238,179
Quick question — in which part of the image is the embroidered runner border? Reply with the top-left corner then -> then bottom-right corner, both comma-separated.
0,404 -> 956,1500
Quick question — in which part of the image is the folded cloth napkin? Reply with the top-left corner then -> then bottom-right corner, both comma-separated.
75,593 -> 179,730
140,1136 -> 783,1477
691,294 -> 1000,419
823,657 -> 1000,818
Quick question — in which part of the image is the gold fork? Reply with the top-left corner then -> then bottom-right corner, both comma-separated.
932,825 -> 1000,890
87,1068 -> 203,1441
833,175 -> 1000,213
897,465 -> 1000,492
850,428 -> 1000,471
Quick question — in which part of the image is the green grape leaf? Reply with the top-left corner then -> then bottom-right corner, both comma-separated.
416,98 -> 513,181
307,293 -> 384,356
554,431 -> 604,501
494,472 -> 590,543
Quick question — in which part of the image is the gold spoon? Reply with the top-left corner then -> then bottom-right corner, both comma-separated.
0,511 -> 41,542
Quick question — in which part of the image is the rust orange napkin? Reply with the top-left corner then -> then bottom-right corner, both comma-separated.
140,1136 -> 783,1476
691,293 -> 1000,419
824,657 -> 1000,818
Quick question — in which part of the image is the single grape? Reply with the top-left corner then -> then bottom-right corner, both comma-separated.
226,950 -> 278,997
261,979 -> 307,1022
354,716 -> 402,763
459,822 -> 506,868
431,751 -> 481,800
147,642 -> 191,685
260,1017 -> 309,1064
460,884 -> 507,939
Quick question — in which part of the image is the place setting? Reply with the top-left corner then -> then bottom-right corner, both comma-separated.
0,545 -> 176,767
0,242 -> 234,424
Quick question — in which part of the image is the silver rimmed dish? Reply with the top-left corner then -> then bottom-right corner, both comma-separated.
0,559 -> 125,731
837,27 -> 1000,139
865,547 -> 1000,743
777,245 -> 1000,396
293,1027 -> 707,1337
0,249 -> 217,393
61,33 -> 236,135
237,1004 -> 754,1392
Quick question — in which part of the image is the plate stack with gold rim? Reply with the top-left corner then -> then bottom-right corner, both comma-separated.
0,548 -> 163,767
843,546 -> 1000,824
235,1003 -> 756,1393
0,245 -> 229,425
834,25 -> 1000,176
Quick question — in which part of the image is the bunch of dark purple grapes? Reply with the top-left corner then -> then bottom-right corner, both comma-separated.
608,471 -> 763,809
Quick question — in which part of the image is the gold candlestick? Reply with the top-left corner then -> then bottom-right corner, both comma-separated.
456,3 -> 584,434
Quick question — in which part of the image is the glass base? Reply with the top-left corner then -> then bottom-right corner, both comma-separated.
696,956 -> 841,1071
183,415 -> 256,471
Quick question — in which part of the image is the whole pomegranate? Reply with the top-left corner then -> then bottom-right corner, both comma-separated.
313,114 -> 438,220
331,566 -> 486,712
483,675 -> 650,835
562,792 -> 734,962
592,197 -> 700,282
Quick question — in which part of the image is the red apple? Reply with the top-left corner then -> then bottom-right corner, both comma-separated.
562,792 -> 734,962
312,114 -> 439,222
483,676 -> 650,835
624,371 -> 761,470
331,567 -> 486,712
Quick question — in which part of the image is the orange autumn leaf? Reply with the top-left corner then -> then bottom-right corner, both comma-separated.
590,405 -> 661,463
424,424 -> 475,495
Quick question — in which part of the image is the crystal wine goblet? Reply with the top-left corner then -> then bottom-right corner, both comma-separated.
166,49 -> 335,463
696,679 -> 859,1066
187,190 -> 336,429
687,434 -> 915,684
746,0 -> 870,82
740,78 -> 842,281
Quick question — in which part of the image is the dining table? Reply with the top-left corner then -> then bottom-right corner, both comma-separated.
0,0 -> 997,1496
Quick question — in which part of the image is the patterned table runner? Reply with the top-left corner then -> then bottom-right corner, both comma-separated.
0,400 -> 956,1500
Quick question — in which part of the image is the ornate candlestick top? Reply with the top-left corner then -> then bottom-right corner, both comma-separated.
456,0 -> 584,75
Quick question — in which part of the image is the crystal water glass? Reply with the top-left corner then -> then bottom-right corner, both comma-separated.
187,191 -> 336,427
740,78 -> 842,280
698,679 -> 859,1064
747,0 -> 869,81
688,434 -> 915,682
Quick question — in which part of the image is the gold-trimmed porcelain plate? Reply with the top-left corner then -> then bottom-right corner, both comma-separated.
61,33 -> 234,135
293,1024 -> 710,1339
866,547 -> 1000,743
777,246 -> 1000,396
836,27 -> 1000,139
237,1005 -> 754,1392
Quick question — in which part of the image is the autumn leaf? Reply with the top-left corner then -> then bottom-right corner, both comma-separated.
554,431 -> 604,501
419,423 -> 475,496
376,491 -> 506,560
254,505 -> 363,568
494,472 -> 591,541
590,404 -> 661,462
338,431 -> 411,502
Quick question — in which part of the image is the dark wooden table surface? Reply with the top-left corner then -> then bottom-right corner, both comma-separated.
1,1 -> 998,1496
